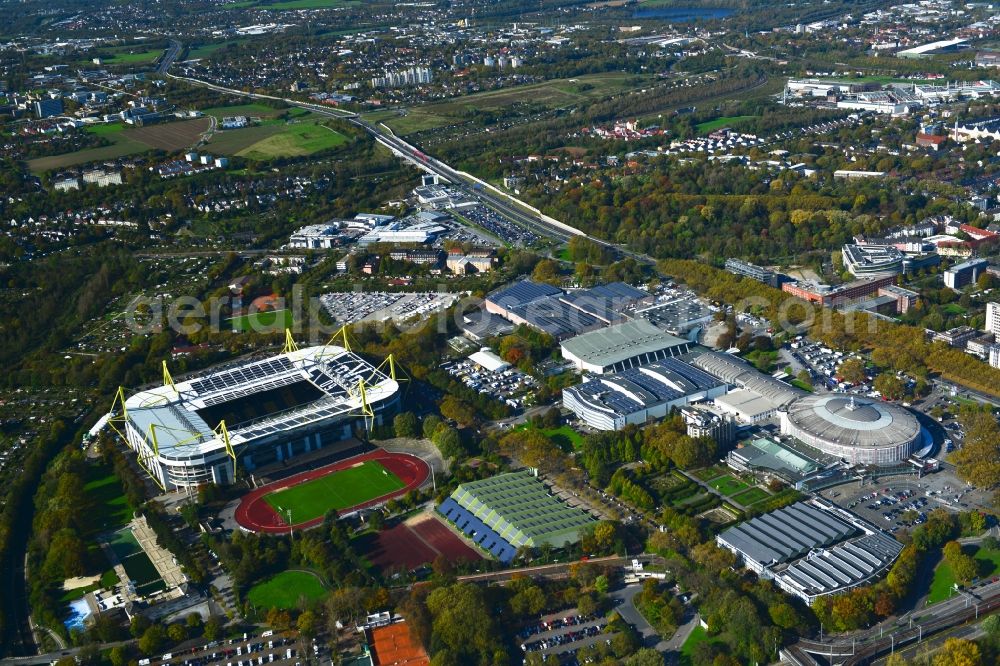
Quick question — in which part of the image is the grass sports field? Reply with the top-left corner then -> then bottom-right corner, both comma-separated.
247,570 -> 327,610
226,308 -> 293,332
264,460 -> 405,524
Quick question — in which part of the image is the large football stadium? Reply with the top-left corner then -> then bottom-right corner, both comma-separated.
114,344 -> 400,491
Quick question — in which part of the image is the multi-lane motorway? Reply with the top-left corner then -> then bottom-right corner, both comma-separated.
164,67 -> 653,262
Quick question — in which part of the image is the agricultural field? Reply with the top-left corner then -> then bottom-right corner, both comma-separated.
263,460 -> 405,524
186,40 -> 246,59
247,570 -> 327,610
363,72 -> 651,136
202,103 -> 289,120
27,118 -> 211,173
226,0 -> 357,9
695,115 -> 756,134
237,122 -> 347,160
126,118 -> 212,151
226,308 -> 293,332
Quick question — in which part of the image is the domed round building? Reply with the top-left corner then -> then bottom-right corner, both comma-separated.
779,395 -> 921,465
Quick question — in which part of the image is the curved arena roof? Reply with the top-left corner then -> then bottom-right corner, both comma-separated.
783,395 -> 920,449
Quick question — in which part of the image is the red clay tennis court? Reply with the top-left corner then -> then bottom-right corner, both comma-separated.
367,622 -> 429,666
234,450 -> 429,533
365,514 -> 481,571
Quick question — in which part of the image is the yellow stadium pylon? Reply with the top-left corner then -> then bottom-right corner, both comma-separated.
162,360 -> 178,395
282,328 -> 300,355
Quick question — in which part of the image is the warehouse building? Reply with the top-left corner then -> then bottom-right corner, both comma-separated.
437,470 -> 597,563
692,352 -> 805,407
484,280 -> 652,339
717,500 -> 903,603
562,357 -> 726,430
714,389 -> 778,424
561,319 -> 692,374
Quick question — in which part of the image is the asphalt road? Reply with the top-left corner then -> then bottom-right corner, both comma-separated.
610,584 -> 669,652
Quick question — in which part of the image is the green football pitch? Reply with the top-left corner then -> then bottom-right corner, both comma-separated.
263,460 -> 405,524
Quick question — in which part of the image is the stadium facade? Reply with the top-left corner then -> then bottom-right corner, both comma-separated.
562,357 -> 726,430
779,395 -> 921,465
118,345 -> 400,490
717,500 -> 902,603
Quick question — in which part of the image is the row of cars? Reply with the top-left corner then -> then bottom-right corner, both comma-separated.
520,624 -> 606,654
141,631 -> 299,666
460,203 -> 538,246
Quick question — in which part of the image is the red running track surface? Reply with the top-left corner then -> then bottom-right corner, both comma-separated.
366,516 -> 481,571
234,450 -> 429,534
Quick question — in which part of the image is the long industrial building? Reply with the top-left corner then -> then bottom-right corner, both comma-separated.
717,500 -> 902,603
437,471 -> 596,562
562,357 -> 726,430
118,346 -> 400,490
692,351 -> 805,407
561,319 -> 691,374
484,280 -> 653,339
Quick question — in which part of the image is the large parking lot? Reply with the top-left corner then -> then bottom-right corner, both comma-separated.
518,608 -> 614,662
441,357 -> 537,407
457,204 -> 538,246
821,471 -> 993,535
319,291 -> 460,325
142,630 -> 315,666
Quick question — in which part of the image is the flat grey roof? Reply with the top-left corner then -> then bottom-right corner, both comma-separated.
561,319 -> 689,367
718,501 -> 857,566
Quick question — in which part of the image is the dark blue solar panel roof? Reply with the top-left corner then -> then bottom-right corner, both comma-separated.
487,280 -> 562,309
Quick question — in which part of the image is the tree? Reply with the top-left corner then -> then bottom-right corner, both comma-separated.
934,638 -> 982,666
138,624 -> 167,655
393,412 -> 419,438
297,610 -> 318,638
425,583 -> 502,662
510,585 -> 547,618
108,646 -> 127,666
531,259 -> 560,285
266,607 -> 292,630
432,425 -> 464,459
327,586 -> 368,624
439,396 -> 476,426
625,648 -> 664,666
796,369 -> 812,387
203,617 -> 222,641
873,373 -> 905,400
943,541 -> 979,584
167,622 -> 187,642
422,414 -> 443,440
952,405 -> 1000,488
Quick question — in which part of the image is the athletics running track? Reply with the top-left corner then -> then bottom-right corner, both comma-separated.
234,450 -> 429,533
